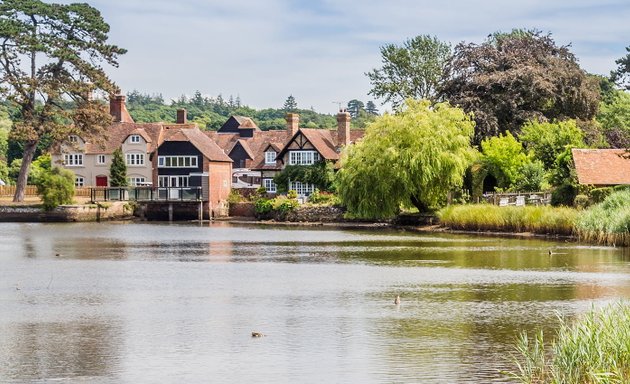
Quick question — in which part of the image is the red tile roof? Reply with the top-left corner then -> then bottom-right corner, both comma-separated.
162,126 -> 232,162
572,149 -> 630,185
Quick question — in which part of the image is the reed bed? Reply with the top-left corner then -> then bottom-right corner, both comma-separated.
508,302 -> 630,383
575,190 -> 630,247
437,204 -> 576,236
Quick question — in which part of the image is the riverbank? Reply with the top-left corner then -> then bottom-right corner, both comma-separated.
0,201 -> 133,222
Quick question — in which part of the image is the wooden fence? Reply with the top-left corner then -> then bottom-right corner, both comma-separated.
0,185 -> 92,197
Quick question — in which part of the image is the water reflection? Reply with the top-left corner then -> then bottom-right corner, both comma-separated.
0,222 -> 628,383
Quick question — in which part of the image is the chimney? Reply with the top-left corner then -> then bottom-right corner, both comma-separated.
286,113 -> 299,136
177,108 -> 187,124
337,109 -> 351,147
109,94 -> 134,123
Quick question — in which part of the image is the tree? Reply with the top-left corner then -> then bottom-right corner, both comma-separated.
366,101 -> 379,115
336,99 -> 477,218
611,46 -> 630,90
441,30 -> 600,143
283,95 -> 298,112
36,166 -> 74,210
0,0 -> 126,201
366,35 -> 451,109
480,131 -> 529,189
519,119 -> 585,171
347,99 -> 364,118
597,89 -> 630,148
109,148 -> 127,187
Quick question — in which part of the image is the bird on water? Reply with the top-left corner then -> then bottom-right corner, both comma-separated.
394,295 -> 401,305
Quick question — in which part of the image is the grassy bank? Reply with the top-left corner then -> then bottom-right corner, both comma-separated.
438,204 -> 576,236
575,190 -> 630,247
508,302 -> 630,383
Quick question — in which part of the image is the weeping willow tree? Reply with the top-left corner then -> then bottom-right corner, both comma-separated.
336,99 -> 477,218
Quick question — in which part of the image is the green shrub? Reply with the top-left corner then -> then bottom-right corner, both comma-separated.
573,194 -> 589,209
228,190 -> 244,204
551,183 -> 577,207
272,195 -> 299,214
590,187 -> 613,204
308,189 -> 340,205
254,198 -> 273,216
36,167 -> 75,210
508,302 -> 630,383
287,189 -> 298,199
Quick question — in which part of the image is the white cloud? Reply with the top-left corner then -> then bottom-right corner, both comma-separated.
72,0 -> 630,113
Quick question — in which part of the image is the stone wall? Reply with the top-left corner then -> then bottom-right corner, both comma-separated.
0,202 -> 132,222
282,206 -> 345,222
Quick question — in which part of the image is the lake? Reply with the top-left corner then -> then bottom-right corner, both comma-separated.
1,222 -> 629,383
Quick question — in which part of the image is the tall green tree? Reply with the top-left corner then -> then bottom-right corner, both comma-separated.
519,119 -> 585,172
366,35 -> 451,109
365,101 -> 379,115
346,99 -> 365,118
0,0 -> 126,201
441,30 -> 599,143
283,95 -> 298,112
336,99 -> 477,218
597,89 -> 630,148
109,148 -> 127,187
481,131 -> 529,189
611,45 -> 630,90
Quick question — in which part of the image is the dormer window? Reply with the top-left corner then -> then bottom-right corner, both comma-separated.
68,135 -> 79,143
130,135 -> 141,143
265,150 -> 276,164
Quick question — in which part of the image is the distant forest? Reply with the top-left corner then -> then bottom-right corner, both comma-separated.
126,90 -> 379,130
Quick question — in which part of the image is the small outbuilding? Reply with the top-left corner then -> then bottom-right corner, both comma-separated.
572,148 -> 630,187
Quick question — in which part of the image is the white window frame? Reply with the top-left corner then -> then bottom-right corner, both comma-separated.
289,181 -> 316,196
263,178 -> 277,193
96,154 -> 106,165
288,150 -> 320,165
265,150 -> 276,164
64,153 -> 84,166
129,135 -> 141,143
128,177 -> 146,186
126,153 -> 145,166
157,156 -> 198,168
75,176 -> 85,187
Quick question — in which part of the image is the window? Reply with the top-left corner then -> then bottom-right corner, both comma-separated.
263,178 -> 277,193
96,154 -> 106,165
157,156 -> 198,168
288,150 -> 320,165
289,181 -> 315,196
158,175 -> 189,187
130,135 -> 141,143
265,151 -> 276,164
64,154 -> 83,166
68,135 -> 79,143
126,153 -> 145,166
128,177 -> 146,186
75,176 -> 85,187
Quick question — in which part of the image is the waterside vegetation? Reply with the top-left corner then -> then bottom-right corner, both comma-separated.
508,302 -> 630,384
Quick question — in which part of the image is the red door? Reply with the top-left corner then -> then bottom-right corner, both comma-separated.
96,176 -> 108,187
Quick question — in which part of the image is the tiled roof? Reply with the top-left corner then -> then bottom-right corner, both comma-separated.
209,129 -> 291,169
162,126 -> 232,162
275,128 -> 365,163
233,116 -> 259,130
572,148 -> 630,185
83,122 -> 163,154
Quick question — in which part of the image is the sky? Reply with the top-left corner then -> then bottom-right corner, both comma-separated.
71,0 -> 630,114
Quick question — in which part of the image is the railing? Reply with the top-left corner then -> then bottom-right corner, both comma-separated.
483,192 -> 552,206
90,187 -> 203,202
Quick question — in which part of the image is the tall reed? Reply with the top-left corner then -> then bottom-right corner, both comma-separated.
575,190 -> 630,247
508,302 -> 630,383
437,204 -> 576,235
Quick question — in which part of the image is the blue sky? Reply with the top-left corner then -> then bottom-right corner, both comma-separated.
76,0 -> 630,114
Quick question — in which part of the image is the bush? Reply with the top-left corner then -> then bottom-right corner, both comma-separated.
573,194 -> 589,209
551,183 -> 577,207
508,302 -> 630,383
590,187 -> 613,204
36,167 -> 75,210
272,195 -> 299,216
254,198 -> 273,216
576,190 -> 630,246
308,189 -> 340,205
287,189 -> 298,199
228,190 -> 245,204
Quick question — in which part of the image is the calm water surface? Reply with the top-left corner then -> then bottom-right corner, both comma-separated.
1,222 -> 629,383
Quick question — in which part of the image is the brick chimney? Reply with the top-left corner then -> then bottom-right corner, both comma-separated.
337,109 -> 351,147
177,108 -> 187,124
109,94 -> 134,123
286,113 -> 299,136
